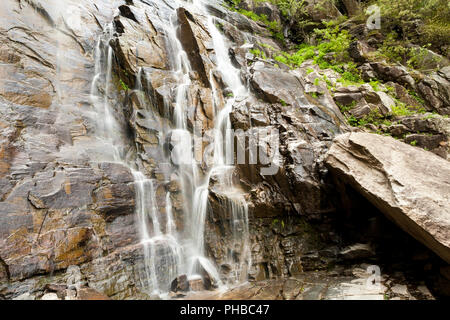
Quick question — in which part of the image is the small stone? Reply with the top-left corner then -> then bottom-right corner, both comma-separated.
339,243 -> 375,261
189,277 -> 205,291
245,52 -> 255,61
44,283 -> 67,293
376,92 -> 395,115
417,285 -> 434,298
350,104 -> 372,119
64,289 -> 77,300
348,40 -> 370,63
168,291 -> 186,299
170,274 -> 190,292
41,293 -> 60,300
13,293 -> 35,300
388,124 -> 410,137
76,288 -> 110,300
390,284 -> 409,296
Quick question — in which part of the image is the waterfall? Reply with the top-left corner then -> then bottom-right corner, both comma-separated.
89,23 -> 125,163
182,0 -> 252,286
88,0 -> 251,297
89,19 -> 184,296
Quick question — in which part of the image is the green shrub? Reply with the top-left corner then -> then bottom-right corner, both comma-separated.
119,79 -> 129,91
391,100 -> 426,116
369,81 -> 381,92
376,0 -> 450,57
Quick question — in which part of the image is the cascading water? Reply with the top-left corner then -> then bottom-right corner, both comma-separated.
177,0 -> 252,285
90,23 -> 126,163
88,0 -> 252,297
89,19 -> 183,296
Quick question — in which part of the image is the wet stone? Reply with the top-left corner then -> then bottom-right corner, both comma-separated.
170,275 -> 190,292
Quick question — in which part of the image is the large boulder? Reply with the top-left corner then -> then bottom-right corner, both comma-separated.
325,132 -> 450,263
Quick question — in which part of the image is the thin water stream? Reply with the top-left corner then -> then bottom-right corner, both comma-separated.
89,0 -> 251,297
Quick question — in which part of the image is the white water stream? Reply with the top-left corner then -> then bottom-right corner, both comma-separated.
89,0 -> 251,297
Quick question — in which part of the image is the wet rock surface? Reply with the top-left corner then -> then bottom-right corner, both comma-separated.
0,0 -> 162,300
184,265 -> 435,300
230,62 -> 347,219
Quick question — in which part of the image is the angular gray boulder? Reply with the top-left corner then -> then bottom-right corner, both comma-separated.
325,132 -> 450,263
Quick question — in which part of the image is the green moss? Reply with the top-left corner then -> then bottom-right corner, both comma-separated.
215,22 -> 224,32
252,0 -> 307,19
270,26 -> 355,76
391,100 -> 426,116
369,81 -> 381,92
385,85 -> 396,95
274,54 -> 289,65
322,74 -> 333,89
422,113 -> 439,119
344,98 -> 428,130
376,0 -> 450,56
348,115 -> 359,127
119,79 -> 129,91
337,100 -> 358,113
347,108 -> 394,128
227,3 -> 285,42
409,90 -> 426,105
376,26 -> 447,68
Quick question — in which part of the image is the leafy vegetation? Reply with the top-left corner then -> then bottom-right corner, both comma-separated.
376,0 -> 450,57
375,31 -> 443,69
225,0 -> 448,131
391,101 -> 427,116
229,0 -> 450,58
119,79 -> 129,91
273,24 -> 352,69
342,99 -> 428,128
227,0 -> 285,41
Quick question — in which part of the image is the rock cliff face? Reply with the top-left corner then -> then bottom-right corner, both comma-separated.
0,0 -> 150,300
0,0 -> 449,300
